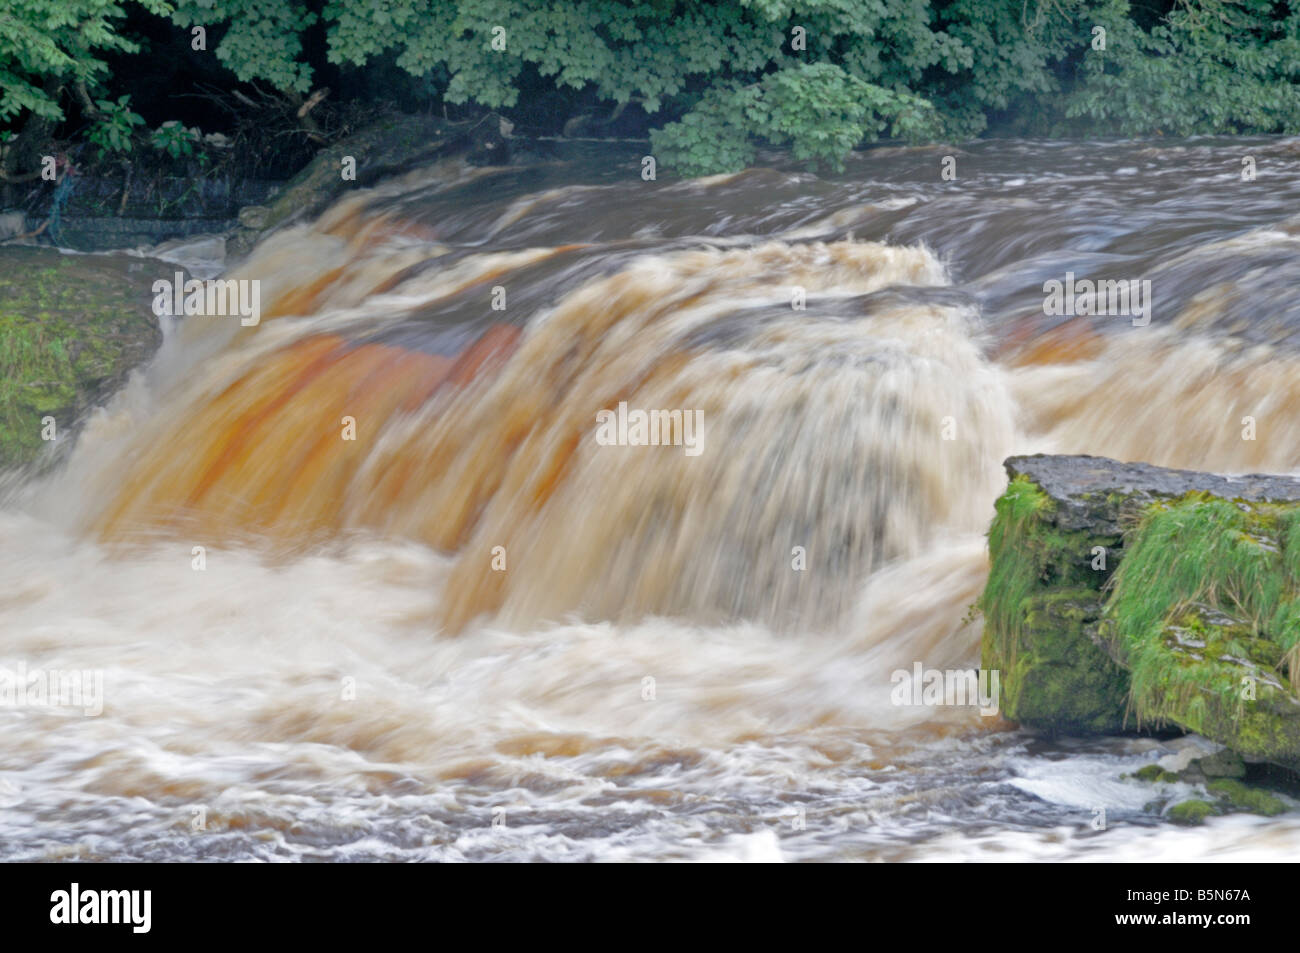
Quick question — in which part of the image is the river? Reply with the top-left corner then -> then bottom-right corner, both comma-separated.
3,136 -> 1300,860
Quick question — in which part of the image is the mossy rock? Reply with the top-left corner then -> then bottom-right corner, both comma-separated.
979,474 -> 1129,734
980,455 -> 1300,771
1132,764 -> 1180,783
1194,748 -> 1246,779
1167,799 -> 1217,825
1108,498 -> 1300,768
0,246 -> 164,468
1206,778 -> 1288,817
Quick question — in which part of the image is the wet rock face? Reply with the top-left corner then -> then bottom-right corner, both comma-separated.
0,246 -> 165,469
982,454 -> 1300,770
979,463 -> 1130,735
227,113 -> 512,260
16,177 -> 281,253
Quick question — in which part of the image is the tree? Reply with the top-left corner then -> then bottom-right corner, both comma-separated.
0,0 -> 171,177
7,0 -> 1300,179
1062,0 -> 1300,136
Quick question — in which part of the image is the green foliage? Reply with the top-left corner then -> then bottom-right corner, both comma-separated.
169,0 -> 317,93
6,0 -> 1300,175
1061,0 -> 1300,136
653,64 -> 946,175
0,0 -> 172,122
149,119 -> 198,158
931,0 -> 1096,136
86,93 -> 144,156
188,0 -> 1298,173
647,86 -> 759,177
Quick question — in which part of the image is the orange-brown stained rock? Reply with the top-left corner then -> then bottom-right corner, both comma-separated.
99,338 -> 432,540
347,324 -> 525,549
94,335 -> 345,538
444,324 -> 520,386
261,266 -> 349,321
96,323 -> 523,547
996,316 -> 1105,366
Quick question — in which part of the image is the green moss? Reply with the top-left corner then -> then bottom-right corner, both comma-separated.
1132,764 -> 1183,783
981,477 -> 1051,672
1168,799 -> 1216,825
979,476 -> 1130,733
979,470 -> 1300,764
0,248 -> 161,468
1104,496 -> 1300,765
1206,778 -> 1288,817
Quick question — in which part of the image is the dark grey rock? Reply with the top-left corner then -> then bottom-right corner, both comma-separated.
1006,453 -> 1300,535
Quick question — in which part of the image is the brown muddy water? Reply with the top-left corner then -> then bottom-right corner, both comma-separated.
4,137 -> 1300,861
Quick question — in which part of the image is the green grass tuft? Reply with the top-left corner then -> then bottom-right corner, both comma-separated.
1105,496 -> 1300,761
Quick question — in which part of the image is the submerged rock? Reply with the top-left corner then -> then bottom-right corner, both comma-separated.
981,453 -> 1300,770
0,246 -> 164,469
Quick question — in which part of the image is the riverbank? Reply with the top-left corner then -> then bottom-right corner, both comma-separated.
0,246 -> 165,469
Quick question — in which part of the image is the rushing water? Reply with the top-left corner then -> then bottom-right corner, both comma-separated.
4,137 -> 1300,861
